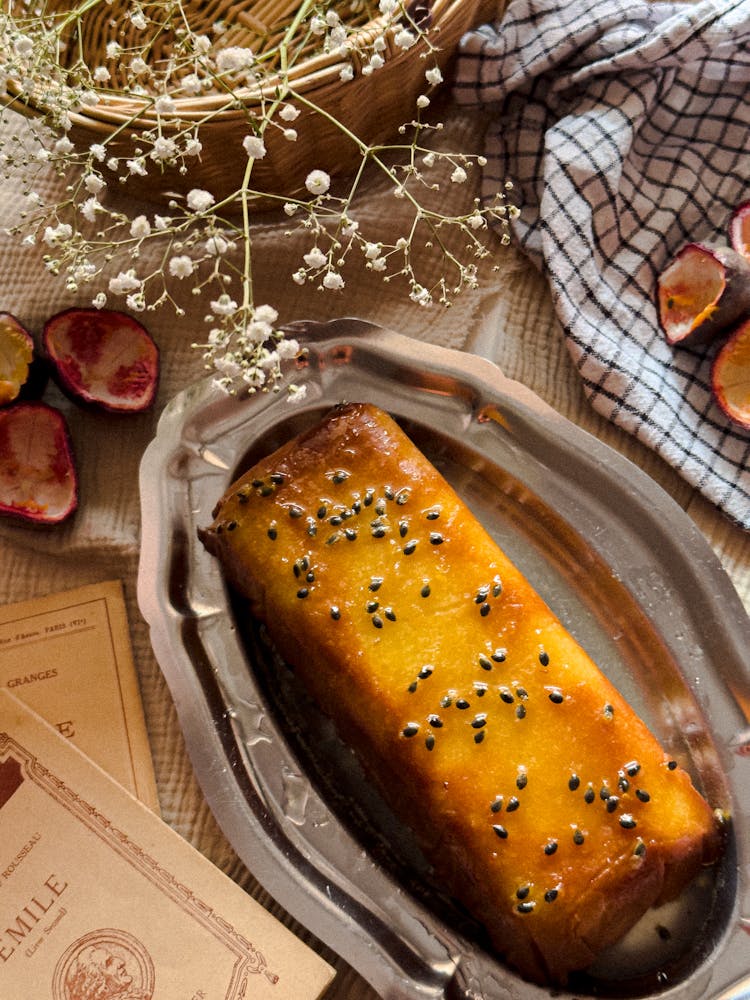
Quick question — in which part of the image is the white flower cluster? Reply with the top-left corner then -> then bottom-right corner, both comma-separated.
0,0 -> 515,395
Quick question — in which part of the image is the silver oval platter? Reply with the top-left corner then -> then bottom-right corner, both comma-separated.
137,318 -> 750,1000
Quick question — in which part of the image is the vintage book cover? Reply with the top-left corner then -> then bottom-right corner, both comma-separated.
0,689 -> 335,999
0,580 -> 158,811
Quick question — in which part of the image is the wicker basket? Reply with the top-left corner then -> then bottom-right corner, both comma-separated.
6,0 -> 500,205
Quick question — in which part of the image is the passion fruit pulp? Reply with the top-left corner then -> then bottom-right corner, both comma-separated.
657,242 -> 750,347
712,317 -> 750,430
0,402 -> 78,524
43,308 -> 159,413
0,313 -> 35,406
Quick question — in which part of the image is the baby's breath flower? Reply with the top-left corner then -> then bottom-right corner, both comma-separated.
243,135 -> 266,159
186,189 -> 215,212
323,271 -> 344,290
1,0 -> 509,400
169,255 -> 194,278
305,169 -> 330,196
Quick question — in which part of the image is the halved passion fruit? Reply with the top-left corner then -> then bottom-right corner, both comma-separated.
712,317 -> 750,431
43,308 -> 159,413
0,403 -> 78,524
657,243 -> 750,347
0,313 -> 35,406
729,200 -> 750,263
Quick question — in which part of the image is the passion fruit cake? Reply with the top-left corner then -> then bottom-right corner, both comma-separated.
200,402 -> 723,985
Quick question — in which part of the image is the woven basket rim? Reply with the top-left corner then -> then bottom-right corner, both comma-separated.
2,0 -> 468,129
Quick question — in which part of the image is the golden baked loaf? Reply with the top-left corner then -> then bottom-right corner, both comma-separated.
200,402 -> 722,984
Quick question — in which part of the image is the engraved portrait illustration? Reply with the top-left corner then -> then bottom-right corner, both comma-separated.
52,928 -> 155,1000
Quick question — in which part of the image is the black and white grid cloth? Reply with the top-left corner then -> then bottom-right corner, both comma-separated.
454,0 -> 750,530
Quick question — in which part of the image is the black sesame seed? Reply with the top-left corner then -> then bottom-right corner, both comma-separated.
475,586 -> 490,604
516,772 -> 528,790
606,796 -> 619,813
634,840 -> 647,856
351,500 -> 361,514
479,655 -> 493,672
326,532 -> 340,545
399,521 -> 408,537
490,797 -> 503,813
364,489 -> 374,507
369,577 -> 383,591
270,473 -> 285,485
584,786 -> 595,804
259,485 -> 274,497
600,785 -> 610,801
329,514 -> 343,527
544,889 -> 559,903
440,695 -> 453,708
227,520 -> 237,531
332,471 -> 349,484
517,901 -> 535,914
516,885 -> 530,900
573,829 -> 585,845
474,730 -> 486,744
372,615 -> 383,629
384,486 -> 395,500
425,734 -> 435,751
425,508 -> 440,520
456,698 -> 470,710
493,824 -> 508,840
396,489 -> 410,506
625,761 -> 641,777
418,665 -> 434,679
297,588 -> 309,599
492,649 -> 507,663
516,687 -> 528,699
516,704 -> 526,719
267,527 -> 278,540
237,489 -> 250,504
568,774 -> 580,791
384,607 -> 396,622
366,600 -> 379,613
293,562 -> 301,578
636,789 -> 651,803
307,523 -> 317,537
289,505 -> 303,518
539,650 -> 550,667
506,796 -> 520,812
317,505 -> 327,519
618,775 -> 630,792
375,500 -> 386,516
471,714 -> 487,729
544,841 -> 558,856
408,681 -> 417,693
619,814 -> 637,829
499,688 -> 514,704
372,527 -> 386,538
251,479 -> 263,488
604,703 -> 615,720
427,714 -> 443,728
667,760 -> 677,770
403,540 -> 418,555
492,580 -> 503,598
403,723 -> 419,737
548,690 -> 564,704
306,571 -> 315,583
420,583 -> 431,598
330,605 -> 340,620
474,682 -> 488,697
480,603 -> 490,617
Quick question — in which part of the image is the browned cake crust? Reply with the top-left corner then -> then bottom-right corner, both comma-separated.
200,402 -> 722,984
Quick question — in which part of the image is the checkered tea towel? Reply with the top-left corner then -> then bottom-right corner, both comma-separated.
455,0 -> 750,530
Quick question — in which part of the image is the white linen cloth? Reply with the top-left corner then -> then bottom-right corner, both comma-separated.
455,0 -> 750,529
